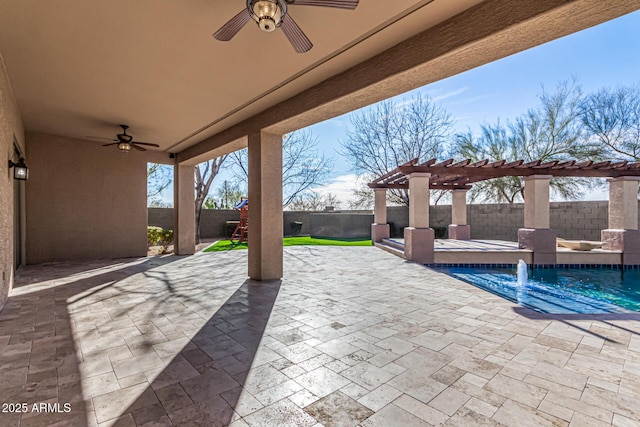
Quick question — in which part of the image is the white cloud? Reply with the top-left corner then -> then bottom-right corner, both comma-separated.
314,174 -> 363,208
430,86 -> 469,102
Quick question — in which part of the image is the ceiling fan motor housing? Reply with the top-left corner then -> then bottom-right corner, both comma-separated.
117,124 -> 133,143
250,0 -> 286,31
117,133 -> 132,143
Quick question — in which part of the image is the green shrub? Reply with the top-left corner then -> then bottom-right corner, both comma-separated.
159,229 -> 174,253
147,226 -> 174,253
147,226 -> 163,247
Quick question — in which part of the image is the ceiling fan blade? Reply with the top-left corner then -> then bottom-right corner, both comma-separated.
213,9 -> 252,41
288,0 -> 358,9
88,136 -> 118,141
102,142 -> 119,147
132,144 -> 146,151
280,15 -> 313,53
132,142 -> 160,147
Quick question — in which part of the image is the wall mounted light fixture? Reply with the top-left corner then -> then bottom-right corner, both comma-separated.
8,157 -> 28,180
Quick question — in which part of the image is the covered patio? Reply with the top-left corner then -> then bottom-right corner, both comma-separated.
2,2 -> 640,426
2,246 -> 640,426
370,158 -> 640,267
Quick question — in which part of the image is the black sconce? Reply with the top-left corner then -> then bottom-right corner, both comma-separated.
8,157 -> 28,180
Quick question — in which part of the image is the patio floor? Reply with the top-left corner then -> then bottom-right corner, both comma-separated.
1,247 -> 640,426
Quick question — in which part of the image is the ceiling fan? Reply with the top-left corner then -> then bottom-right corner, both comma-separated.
88,125 -> 160,152
213,0 -> 359,53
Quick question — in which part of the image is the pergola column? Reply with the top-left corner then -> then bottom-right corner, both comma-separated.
247,131 -> 283,280
601,176 -> 640,265
174,163 -> 196,255
371,188 -> 390,243
448,189 -> 470,240
518,175 -> 556,265
404,173 -> 434,263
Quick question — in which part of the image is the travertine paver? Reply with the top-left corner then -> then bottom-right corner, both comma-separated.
1,246 -> 640,426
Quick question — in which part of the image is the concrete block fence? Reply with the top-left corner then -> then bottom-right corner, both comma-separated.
148,200 -> 637,241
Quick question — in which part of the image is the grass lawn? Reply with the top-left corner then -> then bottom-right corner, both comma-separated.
204,236 -> 372,252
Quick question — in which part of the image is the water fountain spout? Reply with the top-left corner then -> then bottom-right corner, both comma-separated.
517,259 -> 528,287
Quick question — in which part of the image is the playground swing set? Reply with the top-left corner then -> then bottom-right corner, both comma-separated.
231,198 -> 248,242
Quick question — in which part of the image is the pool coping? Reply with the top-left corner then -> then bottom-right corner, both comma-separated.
428,263 -> 640,269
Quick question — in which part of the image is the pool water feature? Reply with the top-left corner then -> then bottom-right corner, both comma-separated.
433,265 -> 640,314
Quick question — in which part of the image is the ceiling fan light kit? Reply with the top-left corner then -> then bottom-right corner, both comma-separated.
213,0 -> 358,53
253,0 -> 284,32
83,2 -> 357,155
88,125 -> 160,152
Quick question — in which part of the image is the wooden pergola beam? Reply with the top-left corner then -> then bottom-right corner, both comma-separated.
399,165 -> 640,178
369,157 -> 640,190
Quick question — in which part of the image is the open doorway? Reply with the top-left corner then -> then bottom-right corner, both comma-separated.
147,163 -> 174,255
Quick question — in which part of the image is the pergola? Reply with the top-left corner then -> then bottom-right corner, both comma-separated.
369,158 -> 640,266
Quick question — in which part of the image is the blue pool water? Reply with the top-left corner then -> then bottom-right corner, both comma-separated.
433,266 -> 640,314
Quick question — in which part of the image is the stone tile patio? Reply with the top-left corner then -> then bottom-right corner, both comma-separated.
1,246 -> 640,426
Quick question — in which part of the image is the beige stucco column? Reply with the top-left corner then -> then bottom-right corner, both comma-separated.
408,173 -> 430,227
247,131 -> 283,280
523,175 -> 551,228
601,177 -> 640,265
374,188 -> 387,224
371,188 -> 390,243
518,175 -> 556,265
174,164 -> 196,255
404,173 -> 434,263
607,176 -> 639,230
449,189 -> 470,240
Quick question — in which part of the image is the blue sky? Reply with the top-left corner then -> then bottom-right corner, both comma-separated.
157,10 -> 640,206
309,10 -> 640,178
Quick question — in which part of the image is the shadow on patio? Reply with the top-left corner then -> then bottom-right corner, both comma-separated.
111,279 -> 282,426
0,256 -> 183,427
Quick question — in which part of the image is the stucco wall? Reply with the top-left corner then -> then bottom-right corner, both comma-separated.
150,200 -> 635,242
394,201 -> 631,241
148,209 -> 373,238
310,213 -> 373,238
25,133 -> 156,263
0,52 -> 25,311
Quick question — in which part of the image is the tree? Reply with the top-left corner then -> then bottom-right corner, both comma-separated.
347,175 -> 375,209
341,93 -> 453,205
579,84 -> 640,161
213,180 -> 245,210
289,192 -> 341,211
203,197 -> 217,210
454,124 -> 529,203
147,163 -> 173,207
148,199 -> 172,208
228,129 -> 334,207
195,156 -> 227,243
453,79 -> 599,203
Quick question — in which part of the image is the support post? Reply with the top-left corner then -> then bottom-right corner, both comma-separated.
518,175 -> 556,265
371,188 -> 390,243
448,189 -> 470,240
174,163 -> 196,255
601,177 -> 640,266
248,131 -> 283,280
404,173 -> 434,263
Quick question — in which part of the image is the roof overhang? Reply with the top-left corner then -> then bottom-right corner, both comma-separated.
0,0 -> 638,162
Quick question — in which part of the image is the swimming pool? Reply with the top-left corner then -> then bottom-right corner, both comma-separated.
432,265 -> 640,314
